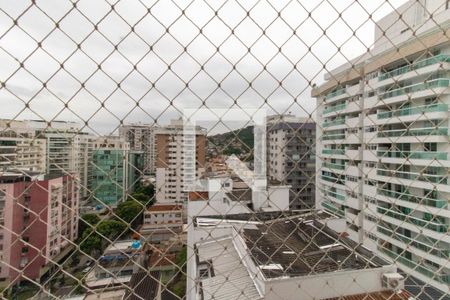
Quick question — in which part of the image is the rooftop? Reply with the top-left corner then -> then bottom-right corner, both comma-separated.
127,271 -> 160,300
197,238 -> 261,300
147,204 -> 183,212
242,218 -> 386,278
225,189 -> 252,202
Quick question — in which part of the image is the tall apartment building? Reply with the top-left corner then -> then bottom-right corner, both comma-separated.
267,115 -> 316,210
0,120 -> 47,173
155,119 -> 206,204
0,172 -> 79,286
313,0 -> 450,292
91,136 -> 130,206
119,123 -> 157,175
0,120 -> 95,198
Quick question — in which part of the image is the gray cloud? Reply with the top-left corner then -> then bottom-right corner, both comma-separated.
0,0 -> 409,135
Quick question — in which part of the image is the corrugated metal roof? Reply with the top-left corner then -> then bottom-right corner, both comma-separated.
198,238 -> 262,300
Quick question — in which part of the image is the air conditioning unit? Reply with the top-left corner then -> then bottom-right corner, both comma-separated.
382,273 -> 404,290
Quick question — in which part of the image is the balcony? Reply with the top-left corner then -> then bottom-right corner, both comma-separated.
380,247 -> 450,284
379,54 -> 450,81
321,188 -> 345,201
377,207 -> 449,233
379,78 -> 450,100
322,201 -> 345,217
377,168 -> 447,185
322,133 -> 345,141
320,174 -> 345,185
378,188 -> 448,208
377,150 -> 447,160
322,149 -> 345,155
377,127 -> 448,138
325,88 -> 346,100
323,118 -> 345,128
323,162 -> 346,170
377,225 -> 450,259
377,103 -> 448,119
323,103 -> 346,114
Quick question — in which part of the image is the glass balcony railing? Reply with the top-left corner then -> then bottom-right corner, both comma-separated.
321,174 -> 345,185
325,88 -> 346,100
323,118 -> 345,127
377,207 -> 449,233
378,188 -> 448,208
322,149 -> 345,155
379,78 -> 450,100
377,225 -> 450,259
377,168 -> 447,184
323,162 -> 345,170
322,201 -> 345,217
379,54 -> 450,81
379,247 -> 450,283
377,127 -> 448,138
377,103 -> 448,119
377,150 -> 447,160
321,189 -> 345,201
322,133 -> 345,141
323,103 -> 346,114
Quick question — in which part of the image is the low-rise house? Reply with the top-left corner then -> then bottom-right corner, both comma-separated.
139,204 -> 183,244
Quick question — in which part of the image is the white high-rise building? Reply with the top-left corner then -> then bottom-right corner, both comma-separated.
0,120 -> 94,198
0,120 -> 47,173
155,119 -> 207,204
119,123 -> 157,175
313,0 -> 450,292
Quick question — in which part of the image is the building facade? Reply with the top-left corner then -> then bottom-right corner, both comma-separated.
91,137 -> 130,206
0,173 -> 79,286
155,119 -> 206,204
119,123 -> 157,175
313,0 -> 450,292
1,120 -> 95,198
0,123 -> 47,173
267,115 -> 316,210
140,204 -> 183,243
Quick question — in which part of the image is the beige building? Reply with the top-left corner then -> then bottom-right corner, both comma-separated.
155,119 -> 206,204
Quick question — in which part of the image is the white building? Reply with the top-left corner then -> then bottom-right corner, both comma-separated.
154,119 -> 207,204
140,203 -> 183,243
0,120 -> 47,173
0,120 -> 95,198
189,211 -> 409,300
266,115 -> 316,209
312,0 -> 450,293
186,176 -> 291,299
119,123 -> 157,175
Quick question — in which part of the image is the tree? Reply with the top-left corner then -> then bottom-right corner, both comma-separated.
79,228 -> 101,255
127,193 -> 149,204
79,220 -> 127,254
135,184 -> 155,198
96,220 -> 127,239
78,214 -> 100,236
115,200 -> 143,224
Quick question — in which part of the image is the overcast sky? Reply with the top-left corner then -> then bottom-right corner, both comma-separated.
0,0 -> 409,135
